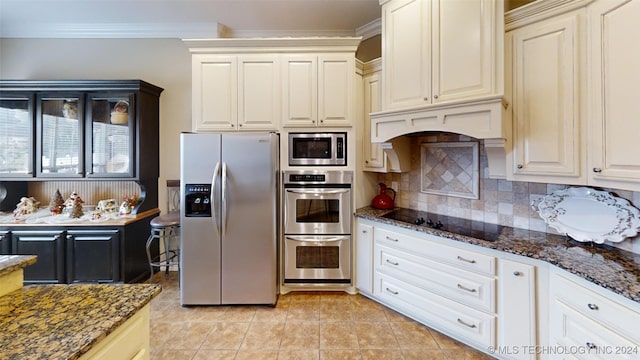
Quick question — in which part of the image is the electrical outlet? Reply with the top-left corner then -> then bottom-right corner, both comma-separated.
391,181 -> 398,191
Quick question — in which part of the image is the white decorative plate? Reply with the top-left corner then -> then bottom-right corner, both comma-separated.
536,187 -> 640,244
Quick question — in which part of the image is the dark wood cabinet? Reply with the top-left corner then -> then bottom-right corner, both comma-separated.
12,230 -> 66,284
1,209 -> 157,284
66,228 -> 120,283
0,230 -> 10,254
0,80 -> 163,214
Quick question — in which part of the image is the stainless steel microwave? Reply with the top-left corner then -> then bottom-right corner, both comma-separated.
288,132 -> 346,166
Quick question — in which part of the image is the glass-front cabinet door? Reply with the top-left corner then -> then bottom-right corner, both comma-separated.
36,93 -> 84,178
0,94 -> 33,177
86,93 -> 135,178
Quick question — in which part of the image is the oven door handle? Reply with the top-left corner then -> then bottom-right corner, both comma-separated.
285,189 -> 350,195
285,235 -> 350,243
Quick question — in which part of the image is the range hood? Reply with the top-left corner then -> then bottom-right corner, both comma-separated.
370,95 -> 509,179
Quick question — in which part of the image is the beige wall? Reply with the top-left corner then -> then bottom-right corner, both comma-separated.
0,38 -> 192,213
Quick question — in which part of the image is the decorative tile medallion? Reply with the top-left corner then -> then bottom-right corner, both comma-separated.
420,142 -> 479,199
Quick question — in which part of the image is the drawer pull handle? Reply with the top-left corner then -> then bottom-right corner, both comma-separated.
457,318 -> 477,328
457,284 -> 477,293
385,236 -> 399,242
385,287 -> 399,295
386,259 -> 399,266
456,255 -> 476,264
587,303 -> 599,310
586,342 -> 597,350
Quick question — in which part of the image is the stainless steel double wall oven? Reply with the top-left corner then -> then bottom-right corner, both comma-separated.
283,170 -> 352,284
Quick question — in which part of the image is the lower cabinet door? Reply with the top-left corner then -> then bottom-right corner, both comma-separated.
66,229 -> 120,283
12,230 -> 65,284
498,258 -> 537,360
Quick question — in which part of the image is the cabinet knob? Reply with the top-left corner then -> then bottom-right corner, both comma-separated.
361,230 -> 367,233
424,97 -> 429,101
593,167 -> 602,173
312,120 -> 316,124
516,164 -> 523,169
433,94 -> 439,100
513,271 -> 521,276
365,160 -> 369,164
587,303 -> 599,310
238,124 -> 243,127
230,124 -> 234,127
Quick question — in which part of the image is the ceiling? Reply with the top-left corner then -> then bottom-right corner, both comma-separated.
0,0 -> 382,39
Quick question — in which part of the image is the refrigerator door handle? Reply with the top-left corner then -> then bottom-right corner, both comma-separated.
222,162 -> 228,237
211,161 -> 221,233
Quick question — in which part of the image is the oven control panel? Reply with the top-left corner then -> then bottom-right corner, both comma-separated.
284,171 -> 352,186
288,174 -> 325,182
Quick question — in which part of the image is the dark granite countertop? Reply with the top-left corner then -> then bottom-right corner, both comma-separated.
0,283 -> 161,360
0,255 -> 37,278
356,206 -> 640,304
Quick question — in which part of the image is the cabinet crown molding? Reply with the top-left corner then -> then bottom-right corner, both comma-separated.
183,37 -> 362,54
505,0 -> 594,31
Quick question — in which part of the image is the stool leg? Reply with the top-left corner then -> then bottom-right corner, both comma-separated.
145,231 -> 156,283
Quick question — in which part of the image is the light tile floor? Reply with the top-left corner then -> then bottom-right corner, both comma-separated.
149,272 -> 494,360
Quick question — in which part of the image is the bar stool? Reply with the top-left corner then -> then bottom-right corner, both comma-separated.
146,180 -> 181,283
146,212 -> 180,283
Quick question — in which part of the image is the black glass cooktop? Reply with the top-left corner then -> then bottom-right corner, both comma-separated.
381,208 -> 503,242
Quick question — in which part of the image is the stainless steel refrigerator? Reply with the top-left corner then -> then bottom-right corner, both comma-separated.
179,132 -> 279,305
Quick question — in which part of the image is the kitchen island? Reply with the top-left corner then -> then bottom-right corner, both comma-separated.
0,254 -> 161,360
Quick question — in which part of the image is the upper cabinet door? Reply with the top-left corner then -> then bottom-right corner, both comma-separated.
192,54 -> 238,131
238,55 -> 280,130
86,92 -> 135,178
381,0 -> 502,111
0,94 -> 34,178
36,93 -> 84,178
382,0 -> 430,110
433,0 -> 497,103
507,10 -> 585,183
318,54 -> 354,127
282,54 -> 318,127
588,0 -> 640,191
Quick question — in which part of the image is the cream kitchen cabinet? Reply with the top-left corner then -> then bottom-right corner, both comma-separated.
380,0 -> 503,110
549,268 -> 640,360
355,219 -> 374,296
505,8 -> 586,184
360,59 -> 386,172
192,54 -> 280,132
369,220 -> 498,352
587,0 -> 640,192
498,258 -> 537,360
281,53 -> 354,128
506,0 -> 640,192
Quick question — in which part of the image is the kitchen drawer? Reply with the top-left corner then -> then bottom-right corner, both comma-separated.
375,244 -> 496,313
375,227 -> 496,276
551,300 -> 639,360
552,273 -> 640,343
375,272 -> 496,349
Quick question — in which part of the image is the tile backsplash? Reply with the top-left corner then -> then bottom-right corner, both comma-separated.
377,133 -> 640,254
